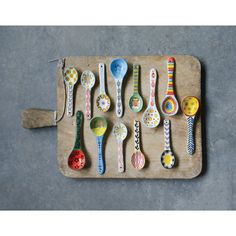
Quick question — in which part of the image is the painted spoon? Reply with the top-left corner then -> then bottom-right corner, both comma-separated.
110,58 -> 128,117
160,119 -> 176,169
63,67 -> 78,117
81,70 -> 96,120
131,120 -> 145,170
128,64 -> 143,113
68,111 -> 86,170
142,69 -> 161,128
181,96 -> 200,155
112,123 -> 128,173
90,116 -> 108,175
96,63 -> 111,112
161,57 -> 179,116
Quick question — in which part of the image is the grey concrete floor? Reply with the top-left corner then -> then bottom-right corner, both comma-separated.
0,26 -> 235,210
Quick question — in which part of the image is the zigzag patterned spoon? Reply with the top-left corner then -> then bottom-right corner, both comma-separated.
181,96 -> 200,155
131,120 -> 145,170
160,119 -> 175,169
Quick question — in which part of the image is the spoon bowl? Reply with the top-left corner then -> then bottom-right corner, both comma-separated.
160,150 -> 175,169
129,93 -> 143,112
181,96 -> 199,116
131,151 -> 145,170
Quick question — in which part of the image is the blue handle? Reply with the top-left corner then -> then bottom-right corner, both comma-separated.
187,116 -> 195,155
96,135 -> 105,174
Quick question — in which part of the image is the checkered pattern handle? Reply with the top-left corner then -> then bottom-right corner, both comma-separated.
66,85 -> 74,117
85,89 -> 91,120
187,116 -> 195,155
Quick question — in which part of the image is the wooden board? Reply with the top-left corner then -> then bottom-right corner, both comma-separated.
57,55 -> 202,179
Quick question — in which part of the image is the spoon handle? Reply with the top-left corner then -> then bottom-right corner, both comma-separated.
66,84 -> 74,117
99,63 -> 106,94
187,116 -> 195,155
74,111 -> 83,149
117,141 -> 124,172
96,135 -> 105,174
85,89 -> 91,120
134,120 -> 140,151
149,69 -> 157,106
164,119 -> 171,151
167,57 -> 175,95
115,80 -> 123,117
133,64 -> 139,93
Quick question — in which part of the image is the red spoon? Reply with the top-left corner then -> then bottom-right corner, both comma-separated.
68,111 -> 86,170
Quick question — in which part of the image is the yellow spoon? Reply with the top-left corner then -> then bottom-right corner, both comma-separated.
181,96 -> 200,155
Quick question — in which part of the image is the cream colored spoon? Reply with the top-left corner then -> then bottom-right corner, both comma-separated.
113,123 -> 128,172
142,69 -> 161,128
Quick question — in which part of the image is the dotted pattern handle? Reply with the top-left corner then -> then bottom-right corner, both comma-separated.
187,116 -> 195,155
133,64 -> 139,93
99,63 -> 106,94
96,135 -> 105,175
74,111 -> 83,149
149,69 -> 157,107
164,119 -> 171,151
117,141 -> 124,172
85,89 -> 91,120
115,80 -> 123,117
134,120 -> 140,151
167,57 -> 175,95
66,85 -> 74,117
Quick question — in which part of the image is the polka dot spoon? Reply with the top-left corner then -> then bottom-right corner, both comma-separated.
112,123 -> 128,173
81,71 -> 96,120
90,116 -> 108,175
63,67 -> 78,117
68,111 -> 86,170
131,120 -> 145,170
181,96 -> 200,155
96,63 -> 111,112
160,119 -> 175,169
142,69 -> 161,128
110,58 -> 128,118
161,57 -> 179,116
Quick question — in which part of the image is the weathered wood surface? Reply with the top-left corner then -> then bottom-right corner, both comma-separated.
21,108 -> 56,129
57,55 -> 202,179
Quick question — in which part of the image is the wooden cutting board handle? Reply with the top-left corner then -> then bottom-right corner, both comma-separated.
21,108 -> 57,129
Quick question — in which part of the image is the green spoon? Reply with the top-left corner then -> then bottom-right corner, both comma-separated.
128,64 -> 143,113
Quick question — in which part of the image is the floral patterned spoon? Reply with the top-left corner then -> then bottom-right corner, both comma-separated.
131,120 -> 145,170
161,57 -> 179,116
68,111 -> 86,170
63,67 -> 78,117
96,63 -> 111,112
142,69 -> 161,128
113,123 -> 128,172
81,71 -> 96,120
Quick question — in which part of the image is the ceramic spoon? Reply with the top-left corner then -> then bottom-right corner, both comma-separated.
112,123 -> 128,173
81,71 -> 96,120
131,120 -> 145,170
63,67 -> 78,117
161,57 -> 179,116
67,111 -> 86,170
142,69 -> 161,128
110,58 -> 128,117
90,116 -> 108,174
128,64 -> 143,113
96,63 -> 111,112
160,119 -> 176,169
181,96 -> 200,155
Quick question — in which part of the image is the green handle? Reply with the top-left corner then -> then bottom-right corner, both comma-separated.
74,111 -> 83,149
133,64 -> 139,93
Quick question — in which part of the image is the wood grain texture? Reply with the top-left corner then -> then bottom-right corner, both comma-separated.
57,55 -> 202,179
21,108 -> 56,128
